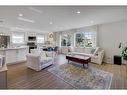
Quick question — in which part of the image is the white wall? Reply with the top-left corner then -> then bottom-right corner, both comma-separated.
98,20 -> 127,63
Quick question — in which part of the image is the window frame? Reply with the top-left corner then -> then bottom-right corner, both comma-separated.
60,33 -> 71,47
36,35 -> 45,44
12,32 -> 25,44
74,31 -> 95,48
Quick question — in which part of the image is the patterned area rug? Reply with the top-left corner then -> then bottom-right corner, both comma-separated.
48,63 -> 113,89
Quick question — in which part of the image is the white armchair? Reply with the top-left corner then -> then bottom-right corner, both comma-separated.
26,53 -> 53,71
91,50 -> 104,64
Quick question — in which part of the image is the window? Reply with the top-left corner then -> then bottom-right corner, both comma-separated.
61,34 -> 71,46
75,32 -> 94,47
12,32 -> 25,44
37,35 -> 44,43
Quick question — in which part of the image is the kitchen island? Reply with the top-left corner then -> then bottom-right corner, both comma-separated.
0,46 -> 29,64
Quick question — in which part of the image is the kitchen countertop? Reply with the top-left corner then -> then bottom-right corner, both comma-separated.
0,46 -> 29,51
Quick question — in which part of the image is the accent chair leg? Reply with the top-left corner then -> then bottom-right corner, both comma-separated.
83,64 -> 85,68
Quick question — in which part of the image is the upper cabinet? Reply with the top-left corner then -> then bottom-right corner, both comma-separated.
11,32 -> 25,44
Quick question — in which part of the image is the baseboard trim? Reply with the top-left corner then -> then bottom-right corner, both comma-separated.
6,60 -> 26,65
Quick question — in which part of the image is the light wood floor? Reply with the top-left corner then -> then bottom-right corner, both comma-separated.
7,55 -> 127,89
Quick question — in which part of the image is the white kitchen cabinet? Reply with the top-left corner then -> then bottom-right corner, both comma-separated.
0,46 -> 29,64
5,50 -> 17,64
17,48 -> 28,62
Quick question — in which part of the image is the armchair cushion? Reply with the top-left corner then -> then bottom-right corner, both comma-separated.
26,53 -> 53,71
85,47 -> 92,54
91,48 -> 96,54
93,47 -> 100,56
31,49 -> 47,57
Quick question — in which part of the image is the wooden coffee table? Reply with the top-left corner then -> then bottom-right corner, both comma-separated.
66,54 -> 91,68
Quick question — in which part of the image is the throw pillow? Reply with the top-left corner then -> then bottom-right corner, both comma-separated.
91,48 -> 96,54
93,47 -> 100,56
85,48 -> 92,54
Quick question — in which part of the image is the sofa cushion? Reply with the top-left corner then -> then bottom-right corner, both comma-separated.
74,47 -> 85,53
41,57 -> 52,62
84,48 -> 92,54
31,49 -> 47,57
71,52 -> 93,57
69,47 -> 74,52
93,47 -> 100,56
91,48 -> 96,54
83,53 -> 93,57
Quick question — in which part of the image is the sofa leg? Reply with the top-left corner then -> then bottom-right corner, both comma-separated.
83,64 -> 89,69
87,64 -> 89,68
83,64 -> 85,68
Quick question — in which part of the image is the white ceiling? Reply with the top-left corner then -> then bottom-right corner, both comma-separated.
0,6 -> 127,33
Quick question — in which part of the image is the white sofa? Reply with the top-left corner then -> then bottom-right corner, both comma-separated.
26,50 -> 53,71
61,47 -> 104,64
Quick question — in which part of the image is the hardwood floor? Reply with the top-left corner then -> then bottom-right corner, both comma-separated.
7,55 -> 127,89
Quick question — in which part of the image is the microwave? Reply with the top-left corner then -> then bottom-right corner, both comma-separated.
28,36 -> 36,41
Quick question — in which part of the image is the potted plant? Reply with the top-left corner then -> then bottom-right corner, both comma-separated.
122,47 -> 127,61
119,42 -> 127,64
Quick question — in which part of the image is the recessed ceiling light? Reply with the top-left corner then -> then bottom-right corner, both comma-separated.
19,14 -> 23,17
76,11 -> 81,14
18,17 -> 34,23
49,22 -> 53,25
